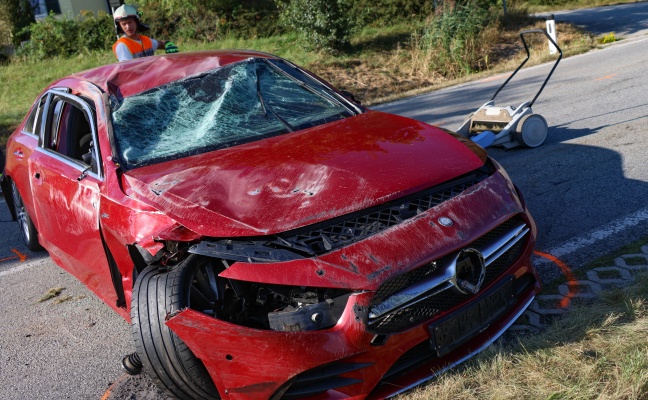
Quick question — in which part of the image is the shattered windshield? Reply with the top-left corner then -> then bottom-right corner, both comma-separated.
110,58 -> 357,169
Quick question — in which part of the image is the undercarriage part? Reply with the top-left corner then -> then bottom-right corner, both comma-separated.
268,293 -> 351,332
132,259 -> 220,400
121,352 -> 143,375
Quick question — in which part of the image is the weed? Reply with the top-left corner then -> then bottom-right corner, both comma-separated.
38,287 -> 65,302
599,32 -> 617,44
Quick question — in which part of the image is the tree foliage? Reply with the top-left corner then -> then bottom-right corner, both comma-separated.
1,0 -> 34,45
277,0 -> 356,53
18,10 -> 114,58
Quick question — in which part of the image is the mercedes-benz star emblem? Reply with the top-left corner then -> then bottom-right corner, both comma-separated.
452,248 -> 486,295
438,217 -> 454,227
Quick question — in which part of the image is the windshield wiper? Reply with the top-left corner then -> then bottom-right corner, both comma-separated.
254,61 -> 294,132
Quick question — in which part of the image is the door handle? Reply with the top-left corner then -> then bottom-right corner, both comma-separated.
13,150 -> 24,160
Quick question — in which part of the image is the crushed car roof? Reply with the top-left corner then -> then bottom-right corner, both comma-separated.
71,50 -> 275,98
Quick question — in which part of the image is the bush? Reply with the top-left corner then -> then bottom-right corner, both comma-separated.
277,0 -> 356,53
350,0 -> 435,27
17,11 -> 114,59
131,0 -> 279,40
418,2 -> 497,76
1,0 -> 34,45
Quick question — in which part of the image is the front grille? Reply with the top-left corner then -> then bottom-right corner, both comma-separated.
368,216 -> 529,334
192,166 -> 492,262
273,167 -> 491,257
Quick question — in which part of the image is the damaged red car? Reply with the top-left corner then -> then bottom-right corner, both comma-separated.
1,50 -> 540,399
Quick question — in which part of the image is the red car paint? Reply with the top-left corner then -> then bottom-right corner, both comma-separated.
2,51 -> 540,399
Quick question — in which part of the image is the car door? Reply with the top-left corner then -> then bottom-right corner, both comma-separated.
27,90 -> 119,305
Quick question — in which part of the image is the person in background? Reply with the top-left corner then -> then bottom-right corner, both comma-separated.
112,4 -> 178,62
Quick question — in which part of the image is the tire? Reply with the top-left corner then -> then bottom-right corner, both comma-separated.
132,255 -> 220,400
11,180 -> 43,251
515,114 -> 548,148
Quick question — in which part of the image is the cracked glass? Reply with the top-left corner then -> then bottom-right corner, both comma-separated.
110,58 -> 356,169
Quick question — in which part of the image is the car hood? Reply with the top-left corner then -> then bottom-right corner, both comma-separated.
121,111 -> 487,237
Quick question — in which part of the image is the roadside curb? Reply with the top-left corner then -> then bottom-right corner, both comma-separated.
510,245 -> 648,333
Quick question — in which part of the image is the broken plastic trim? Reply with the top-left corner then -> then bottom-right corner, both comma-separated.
185,256 -> 352,331
268,292 -> 352,332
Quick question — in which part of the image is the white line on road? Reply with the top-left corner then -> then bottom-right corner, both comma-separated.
0,261 -> 39,278
536,206 -> 648,264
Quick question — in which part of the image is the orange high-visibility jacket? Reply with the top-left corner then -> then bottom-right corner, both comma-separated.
112,36 -> 155,60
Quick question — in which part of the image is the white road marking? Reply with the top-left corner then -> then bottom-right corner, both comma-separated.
535,206 -> 648,264
0,261 -> 39,278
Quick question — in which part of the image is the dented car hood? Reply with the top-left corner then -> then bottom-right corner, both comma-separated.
121,111 -> 486,237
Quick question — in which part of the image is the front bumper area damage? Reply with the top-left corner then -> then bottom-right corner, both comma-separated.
163,169 -> 541,399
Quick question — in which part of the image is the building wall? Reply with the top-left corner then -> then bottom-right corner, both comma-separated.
58,0 -> 109,15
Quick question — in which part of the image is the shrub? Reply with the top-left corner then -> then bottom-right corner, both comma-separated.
1,0 -> 34,45
131,0 -> 279,40
277,0 -> 356,53
418,2 -> 497,76
17,11 -> 114,59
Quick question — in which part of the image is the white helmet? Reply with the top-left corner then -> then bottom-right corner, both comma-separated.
113,4 -> 149,33
113,4 -> 139,22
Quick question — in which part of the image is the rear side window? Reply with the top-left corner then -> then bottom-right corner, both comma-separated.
22,96 -> 47,135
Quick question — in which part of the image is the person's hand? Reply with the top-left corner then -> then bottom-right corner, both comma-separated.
165,41 -> 179,54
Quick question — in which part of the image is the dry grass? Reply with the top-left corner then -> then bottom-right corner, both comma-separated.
38,287 -> 65,302
312,19 -> 595,106
397,269 -> 648,400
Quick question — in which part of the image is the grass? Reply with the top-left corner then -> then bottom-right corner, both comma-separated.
38,286 -> 65,302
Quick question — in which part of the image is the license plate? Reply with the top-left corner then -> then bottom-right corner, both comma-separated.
430,278 -> 514,357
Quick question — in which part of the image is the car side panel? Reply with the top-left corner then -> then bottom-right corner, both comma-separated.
27,148 -> 121,310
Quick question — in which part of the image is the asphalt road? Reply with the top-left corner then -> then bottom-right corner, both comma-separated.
1,4 -> 648,399
550,1 -> 648,38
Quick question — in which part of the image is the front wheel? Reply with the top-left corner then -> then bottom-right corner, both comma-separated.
11,180 -> 42,251
131,256 -> 220,400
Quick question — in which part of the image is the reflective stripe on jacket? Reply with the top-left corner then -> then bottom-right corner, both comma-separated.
112,36 -> 155,60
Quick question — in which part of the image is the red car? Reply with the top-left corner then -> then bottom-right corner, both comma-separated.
1,51 -> 540,399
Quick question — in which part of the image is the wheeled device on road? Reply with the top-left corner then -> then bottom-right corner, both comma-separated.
456,29 -> 562,149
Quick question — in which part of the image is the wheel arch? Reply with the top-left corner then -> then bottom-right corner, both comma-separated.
0,173 -> 17,221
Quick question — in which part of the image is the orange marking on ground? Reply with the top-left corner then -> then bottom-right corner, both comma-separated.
480,73 -> 510,83
0,249 -> 28,263
101,373 -> 129,400
11,249 -> 27,262
595,73 -> 617,81
534,250 -> 578,308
